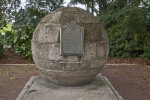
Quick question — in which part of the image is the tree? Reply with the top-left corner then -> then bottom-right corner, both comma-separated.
0,1 -> 6,28
4,0 -> 64,60
0,0 -> 21,21
98,0 -> 150,59
69,0 -> 109,15
26,0 -> 64,12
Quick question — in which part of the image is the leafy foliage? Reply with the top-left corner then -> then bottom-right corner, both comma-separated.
10,8 -> 47,60
1,0 -> 64,61
69,0 -> 108,14
0,42 -> 4,58
98,0 -> 150,59
1,0 -> 150,60
0,0 -> 21,21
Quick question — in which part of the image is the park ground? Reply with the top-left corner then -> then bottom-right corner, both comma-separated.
0,51 -> 150,100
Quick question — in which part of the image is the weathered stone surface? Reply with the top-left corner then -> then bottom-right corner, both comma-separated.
21,74 -> 119,100
32,7 -> 109,85
83,43 -> 97,61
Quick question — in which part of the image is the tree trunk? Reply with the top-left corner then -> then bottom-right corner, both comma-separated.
91,0 -> 94,14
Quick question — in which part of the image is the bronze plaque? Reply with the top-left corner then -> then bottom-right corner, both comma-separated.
60,22 -> 84,55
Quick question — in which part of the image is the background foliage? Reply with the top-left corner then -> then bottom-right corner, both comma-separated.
98,0 -> 150,59
0,42 -> 4,58
0,0 -> 64,60
0,0 -> 150,60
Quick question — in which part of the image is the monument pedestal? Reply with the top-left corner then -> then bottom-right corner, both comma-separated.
16,74 -> 123,100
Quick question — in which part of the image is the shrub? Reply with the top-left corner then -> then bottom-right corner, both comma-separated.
98,2 -> 150,59
1,0 -> 64,61
0,42 -> 4,58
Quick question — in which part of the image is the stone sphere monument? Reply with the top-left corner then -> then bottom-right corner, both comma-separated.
32,7 -> 109,86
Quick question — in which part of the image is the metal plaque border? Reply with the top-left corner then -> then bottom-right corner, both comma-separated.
60,23 -> 84,56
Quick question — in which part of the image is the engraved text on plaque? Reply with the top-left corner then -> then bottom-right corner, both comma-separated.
60,22 -> 84,55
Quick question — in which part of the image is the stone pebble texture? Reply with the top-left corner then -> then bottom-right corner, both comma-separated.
32,7 -> 109,86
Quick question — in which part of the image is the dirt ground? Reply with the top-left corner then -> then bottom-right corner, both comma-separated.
0,51 -> 150,100
0,65 -> 39,100
101,65 -> 150,100
0,65 -> 149,100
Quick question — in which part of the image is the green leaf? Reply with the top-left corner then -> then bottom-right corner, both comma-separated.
10,77 -> 18,80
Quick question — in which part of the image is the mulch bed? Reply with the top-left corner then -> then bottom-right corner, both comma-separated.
0,51 -> 33,64
0,50 -> 150,100
1,50 -> 150,65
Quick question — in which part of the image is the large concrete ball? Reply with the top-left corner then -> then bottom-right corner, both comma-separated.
32,7 -> 109,86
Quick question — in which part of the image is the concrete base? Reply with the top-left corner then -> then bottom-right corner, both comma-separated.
16,74 -> 124,100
